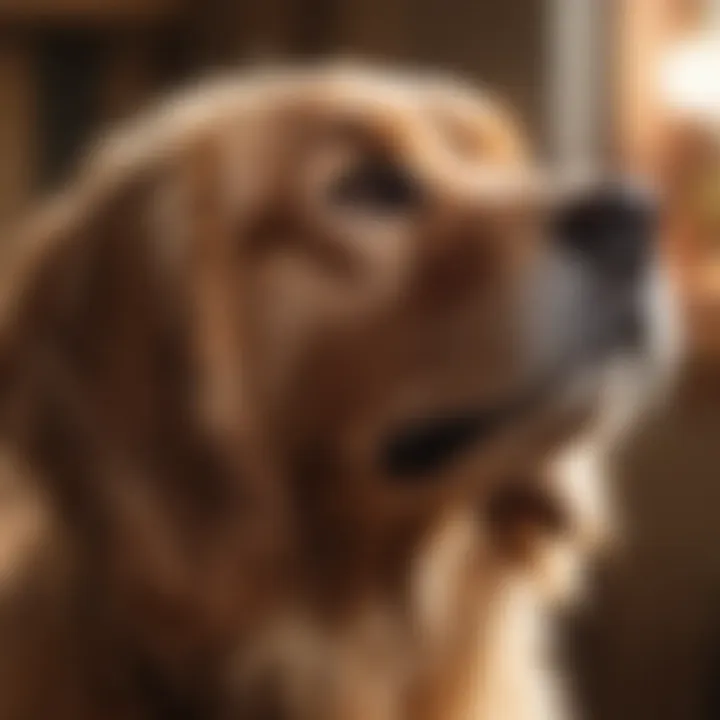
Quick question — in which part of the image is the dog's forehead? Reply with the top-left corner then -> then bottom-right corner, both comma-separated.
419,83 -> 528,164
86,67 -> 527,192
275,69 -> 527,165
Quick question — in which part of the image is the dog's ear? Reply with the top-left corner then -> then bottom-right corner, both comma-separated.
0,126 -> 288,669
0,148 -> 213,491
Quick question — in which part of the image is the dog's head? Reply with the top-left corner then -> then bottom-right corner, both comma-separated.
0,65 -> 677,647
171,67 -> 671,541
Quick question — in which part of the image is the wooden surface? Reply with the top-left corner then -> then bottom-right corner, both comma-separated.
0,0 -> 181,25
0,40 -> 35,229
102,38 -> 156,123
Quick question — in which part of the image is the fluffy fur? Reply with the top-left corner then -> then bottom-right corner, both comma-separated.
0,64 -> 630,720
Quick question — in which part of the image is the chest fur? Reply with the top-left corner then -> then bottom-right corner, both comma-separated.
224,511 -> 565,720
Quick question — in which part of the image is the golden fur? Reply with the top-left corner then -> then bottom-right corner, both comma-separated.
0,64 -> 610,720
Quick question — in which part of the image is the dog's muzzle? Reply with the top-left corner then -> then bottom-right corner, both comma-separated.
383,180 -> 672,480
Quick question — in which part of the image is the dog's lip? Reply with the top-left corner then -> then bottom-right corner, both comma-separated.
381,373 -> 559,480
380,349 -> 617,481
382,407 -> 518,479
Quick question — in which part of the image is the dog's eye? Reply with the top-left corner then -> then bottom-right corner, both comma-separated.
329,160 -> 422,213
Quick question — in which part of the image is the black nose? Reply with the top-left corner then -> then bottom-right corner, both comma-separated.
554,181 -> 658,281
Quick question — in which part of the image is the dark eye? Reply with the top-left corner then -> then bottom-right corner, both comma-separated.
329,160 -> 423,213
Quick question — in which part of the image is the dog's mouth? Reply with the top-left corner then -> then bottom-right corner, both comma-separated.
382,392 -> 543,479
379,253 -> 669,480
381,264 -> 661,479
381,330 -> 640,480
379,376 -> 588,554
381,365 -> 575,480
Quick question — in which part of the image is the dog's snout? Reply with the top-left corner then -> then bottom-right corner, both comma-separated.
555,181 -> 657,281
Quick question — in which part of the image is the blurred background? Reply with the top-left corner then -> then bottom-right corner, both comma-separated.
0,1 -> 719,718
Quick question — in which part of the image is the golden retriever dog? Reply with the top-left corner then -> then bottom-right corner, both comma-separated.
0,64 -> 675,720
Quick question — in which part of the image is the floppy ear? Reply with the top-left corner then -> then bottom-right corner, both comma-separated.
0,129 -> 288,673
0,152 -> 207,500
